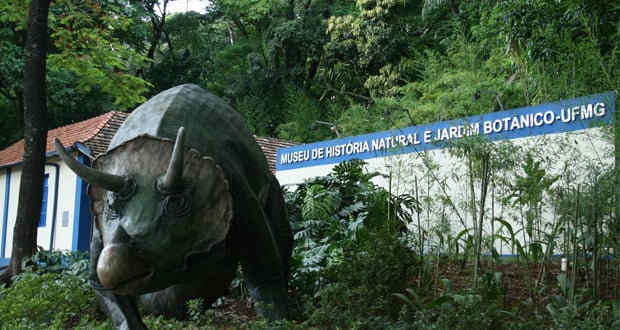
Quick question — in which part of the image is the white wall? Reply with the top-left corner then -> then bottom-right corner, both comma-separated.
0,168 -> 8,260
276,92 -> 615,256
53,155 -> 83,251
2,167 -> 21,258
0,154 -> 83,261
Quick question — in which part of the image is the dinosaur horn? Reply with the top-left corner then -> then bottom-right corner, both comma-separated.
158,127 -> 185,194
54,138 -> 129,194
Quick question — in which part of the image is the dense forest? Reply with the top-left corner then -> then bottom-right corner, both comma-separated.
1,1 -> 620,329
1,0 -> 618,148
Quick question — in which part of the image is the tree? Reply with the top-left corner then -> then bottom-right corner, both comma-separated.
198,0 -> 342,136
319,1 -> 425,99
0,0 -> 50,283
0,0 -> 152,283
143,11 -> 217,94
48,0 -> 151,108
0,0 -> 153,148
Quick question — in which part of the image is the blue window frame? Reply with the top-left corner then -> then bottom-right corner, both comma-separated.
39,174 -> 49,227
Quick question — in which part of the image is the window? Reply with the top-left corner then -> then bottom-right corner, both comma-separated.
39,174 -> 49,227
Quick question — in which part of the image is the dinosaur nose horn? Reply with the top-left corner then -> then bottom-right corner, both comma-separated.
157,127 -> 185,194
110,224 -> 131,244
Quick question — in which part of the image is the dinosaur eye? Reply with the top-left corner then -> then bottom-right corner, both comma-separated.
104,195 -> 121,220
163,193 -> 191,217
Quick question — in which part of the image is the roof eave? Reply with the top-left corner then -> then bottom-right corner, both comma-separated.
0,143 -> 91,170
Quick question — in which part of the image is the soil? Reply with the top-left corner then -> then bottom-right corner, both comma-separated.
432,257 -> 620,311
213,257 -> 620,322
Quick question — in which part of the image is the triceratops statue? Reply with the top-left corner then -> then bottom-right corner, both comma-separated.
54,84 -> 293,329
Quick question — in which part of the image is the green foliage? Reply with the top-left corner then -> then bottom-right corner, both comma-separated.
142,298 -> 293,330
186,297 -> 205,322
0,13 -> 27,148
2,0 -> 151,110
408,296 -> 532,330
331,101 -> 384,136
18,250 -> 90,282
321,0 -> 421,99
0,99 -> 23,149
546,276 -> 620,330
398,35 -> 524,126
480,0 -> 620,103
0,26 -> 24,96
285,159 -> 420,325
235,91 -> 274,136
287,160 -> 380,283
395,275 -> 545,330
45,0 -> 152,109
143,11 -> 217,94
0,0 -> 152,150
287,159 -> 406,282
276,84 -> 325,142
0,273 -> 91,329
46,69 -> 118,125
1,0 -> 619,145
0,0 -> 29,29
303,232 -> 418,328
0,251 -> 97,329
505,154 -> 559,240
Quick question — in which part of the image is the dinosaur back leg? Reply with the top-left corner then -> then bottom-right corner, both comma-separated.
235,180 -> 291,320
265,175 -> 293,277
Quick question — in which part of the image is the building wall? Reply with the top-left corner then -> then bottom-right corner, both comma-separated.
0,168 -> 13,264
276,92 -> 615,256
1,167 -> 21,263
50,156 -> 83,251
0,152 -> 88,266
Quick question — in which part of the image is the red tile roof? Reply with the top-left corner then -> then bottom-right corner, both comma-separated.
254,136 -> 297,173
0,111 -> 296,172
0,111 -> 129,167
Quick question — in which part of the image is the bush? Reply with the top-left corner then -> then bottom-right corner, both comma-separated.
548,300 -> 620,330
0,272 -> 97,329
19,249 -> 90,281
0,250 -> 104,329
303,232 -> 419,328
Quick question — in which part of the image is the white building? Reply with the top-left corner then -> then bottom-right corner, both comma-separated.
0,112 -> 129,267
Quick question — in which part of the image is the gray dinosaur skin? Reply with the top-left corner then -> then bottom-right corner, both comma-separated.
55,84 -> 292,329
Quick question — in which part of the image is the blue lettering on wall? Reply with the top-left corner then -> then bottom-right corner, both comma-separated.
276,92 -> 615,171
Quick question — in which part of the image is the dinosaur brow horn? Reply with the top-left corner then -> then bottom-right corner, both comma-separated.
54,138 -> 130,194
158,127 -> 185,194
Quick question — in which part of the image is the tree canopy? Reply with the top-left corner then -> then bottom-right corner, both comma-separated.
0,0 -> 618,146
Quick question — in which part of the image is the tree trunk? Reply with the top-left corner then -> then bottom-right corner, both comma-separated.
0,0 -> 50,284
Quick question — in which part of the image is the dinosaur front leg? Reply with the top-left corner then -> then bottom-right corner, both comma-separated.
95,291 -> 147,330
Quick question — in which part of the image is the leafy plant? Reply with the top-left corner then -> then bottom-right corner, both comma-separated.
287,159 -> 398,282
18,249 -> 90,281
303,231 -> 418,328
285,159 -> 420,323
547,274 -> 620,330
0,272 -> 97,329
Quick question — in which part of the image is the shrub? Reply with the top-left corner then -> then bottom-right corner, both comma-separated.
19,249 -> 90,281
303,232 -> 419,328
0,272 -> 97,329
548,299 -> 620,330
0,250 -> 104,329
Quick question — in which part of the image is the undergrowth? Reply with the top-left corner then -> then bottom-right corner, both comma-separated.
0,160 -> 619,328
